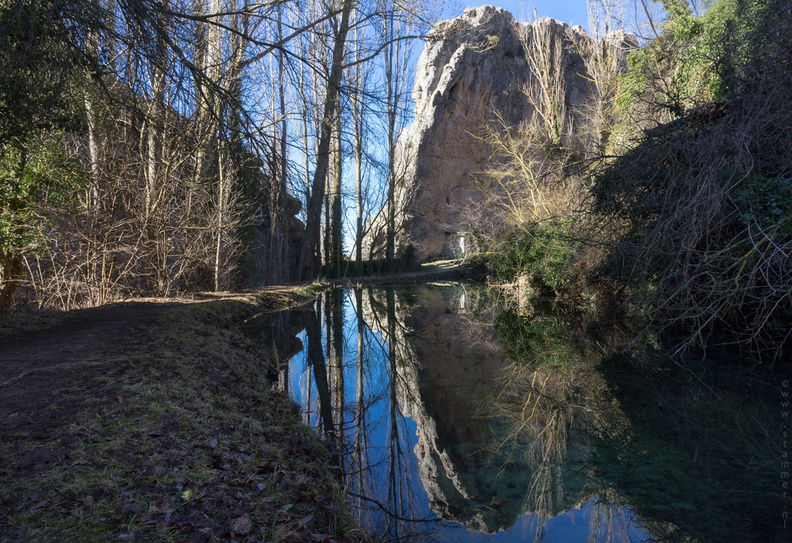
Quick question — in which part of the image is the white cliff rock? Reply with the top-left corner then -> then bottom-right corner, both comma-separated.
366,6 -> 633,261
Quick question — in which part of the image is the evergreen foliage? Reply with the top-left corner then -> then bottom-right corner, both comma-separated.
490,220 -> 579,295
0,0 -> 95,148
0,135 -> 85,255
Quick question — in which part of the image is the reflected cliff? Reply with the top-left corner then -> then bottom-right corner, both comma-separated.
246,285 -> 786,542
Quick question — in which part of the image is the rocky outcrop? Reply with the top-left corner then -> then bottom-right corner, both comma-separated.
249,192 -> 304,285
365,6 -> 632,262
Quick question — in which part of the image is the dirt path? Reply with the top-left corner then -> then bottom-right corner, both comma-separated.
0,265 -> 466,439
0,301 -> 189,437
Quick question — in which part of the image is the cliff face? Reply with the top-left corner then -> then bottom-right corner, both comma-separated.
366,6 -> 630,261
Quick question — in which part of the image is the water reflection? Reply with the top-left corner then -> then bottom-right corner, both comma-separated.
246,284 -> 785,542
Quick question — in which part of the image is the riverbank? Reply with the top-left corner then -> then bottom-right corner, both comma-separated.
0,285 -> 376,542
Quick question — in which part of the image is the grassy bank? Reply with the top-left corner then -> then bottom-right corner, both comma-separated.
0,286 -> 375,542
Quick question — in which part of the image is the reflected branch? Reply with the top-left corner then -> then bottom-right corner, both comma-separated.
347,492 -> 441,524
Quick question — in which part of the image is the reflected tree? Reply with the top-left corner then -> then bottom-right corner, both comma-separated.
303,300 -> 336,441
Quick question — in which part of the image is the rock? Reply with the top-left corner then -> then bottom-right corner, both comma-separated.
250,193 -> 304,285
230,512 -> 252,535
365,6 -> 634,261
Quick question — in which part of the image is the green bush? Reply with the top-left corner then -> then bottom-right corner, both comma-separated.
0,134 -> 85,260
731,172 -> 792,230
490,219 -> 579,294
589,0 -> 792,358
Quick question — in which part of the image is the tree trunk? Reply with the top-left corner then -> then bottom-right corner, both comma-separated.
270,1 -> 290,283
350,24 -> 366,275
383,7 -> 405,271
299,0 -> 355,280
385,36 -> 396,272
144,21 -> 168,294
0,255 -> 22,314
329,114 -> 344,277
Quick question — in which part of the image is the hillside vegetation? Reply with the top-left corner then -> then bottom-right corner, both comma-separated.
485,0 -> 791,359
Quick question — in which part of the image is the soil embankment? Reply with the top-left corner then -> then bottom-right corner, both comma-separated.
0,287 -> 374,542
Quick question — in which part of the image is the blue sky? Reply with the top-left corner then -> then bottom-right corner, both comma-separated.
453,1 -> 592,28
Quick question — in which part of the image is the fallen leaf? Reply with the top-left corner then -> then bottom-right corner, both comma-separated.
156,501 -> 177,513
29,500 -> 48,511
23,448 -> 52,466
296,514 -> 313,526
118,503 -> 145,516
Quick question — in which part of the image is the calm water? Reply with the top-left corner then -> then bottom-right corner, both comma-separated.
246,284 -> 786,542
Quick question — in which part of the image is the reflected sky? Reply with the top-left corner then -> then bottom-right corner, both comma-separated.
245,283 -> 786,542
280,286 -> 650,542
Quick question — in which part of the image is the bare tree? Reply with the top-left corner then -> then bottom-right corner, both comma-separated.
350,23 -> 368,274
299,0 -> 356,280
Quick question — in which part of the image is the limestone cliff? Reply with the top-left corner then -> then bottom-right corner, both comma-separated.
365,6 -> 632,262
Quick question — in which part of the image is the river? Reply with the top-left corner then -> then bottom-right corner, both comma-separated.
245,284 -> 786,542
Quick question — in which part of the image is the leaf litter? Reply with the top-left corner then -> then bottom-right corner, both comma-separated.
0,288 -> 377,542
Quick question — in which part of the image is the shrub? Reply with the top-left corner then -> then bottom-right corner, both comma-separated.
589,0 -> 792,358
489,219 -> 579,295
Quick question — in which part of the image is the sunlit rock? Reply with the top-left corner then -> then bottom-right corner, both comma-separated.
365,6 -> 633,262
